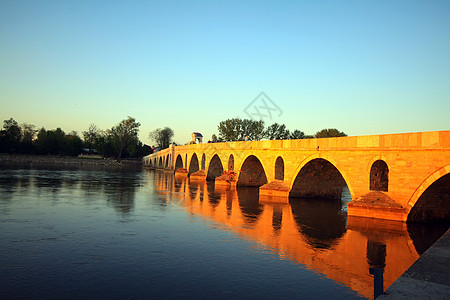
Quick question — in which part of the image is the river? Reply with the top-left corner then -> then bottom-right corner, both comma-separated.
0,167 -> 448,299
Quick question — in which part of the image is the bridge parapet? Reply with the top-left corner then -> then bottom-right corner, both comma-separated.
150,131 -> 450,154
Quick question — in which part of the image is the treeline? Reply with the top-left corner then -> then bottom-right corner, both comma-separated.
146,118 -> 348,149
0,117 -> 152,158
216,118 -> 346,142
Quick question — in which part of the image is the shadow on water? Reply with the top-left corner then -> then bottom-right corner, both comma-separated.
407,221 -> 450,255
187,180 -> 206,203
79,171 -> 107,195
153,171 -> 189,209
174,176 -> 186,194
290,197 -> 347,249
206,182 -> 221,209
366,240 -> 387,269
188,183 -> 198,201
0,170 -> 22,192
225,187 -> 234,216
236,186 -> 264,225
34,170 -> 64,193
272,206 -> 283,235
0,169 -> 33,205
102,172 -> 142,215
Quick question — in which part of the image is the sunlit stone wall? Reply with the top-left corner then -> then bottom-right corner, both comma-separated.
144,131 -> 450,221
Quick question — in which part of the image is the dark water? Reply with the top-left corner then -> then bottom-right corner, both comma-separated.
0,168 -> 447,299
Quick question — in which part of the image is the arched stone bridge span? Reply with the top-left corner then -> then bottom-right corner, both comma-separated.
144,131 -> 450,222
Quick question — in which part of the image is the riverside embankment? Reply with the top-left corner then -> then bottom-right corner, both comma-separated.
378,228 -> 450,299
0,154 -> 142,170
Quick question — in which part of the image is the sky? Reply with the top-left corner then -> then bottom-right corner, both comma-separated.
1,0 -> 449,145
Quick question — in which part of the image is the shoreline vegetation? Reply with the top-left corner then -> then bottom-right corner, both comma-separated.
0,154 -> 143,171
0,117 -> 152,160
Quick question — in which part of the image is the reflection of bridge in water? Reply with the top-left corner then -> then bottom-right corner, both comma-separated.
150,170 -> 447,299
145,131 -> 450,223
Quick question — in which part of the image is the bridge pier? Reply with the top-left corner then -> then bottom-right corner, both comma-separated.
347,192 -> 408,222
175,168 -> 188,178
215,179 -> 236,188
189,170 -> 207,181
214,171 -> 237,188
259,180 -> 290,203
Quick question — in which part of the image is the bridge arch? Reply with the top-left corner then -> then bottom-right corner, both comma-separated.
175,154 -> 183,171
237,155 -> 268,187
407,165 -> 450,222
275,156 -> 284,180
159,156 -> 163,168
206,154 -> 224,181
185,154 -> 188,168
289,155 -> 352,200
189,153 -> 199,174
166,154 -> 170,168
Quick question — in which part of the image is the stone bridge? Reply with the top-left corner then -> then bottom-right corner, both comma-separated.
144,131 -> 450,222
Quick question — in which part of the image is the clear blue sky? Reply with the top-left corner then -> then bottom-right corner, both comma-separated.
1,0 -> 449,145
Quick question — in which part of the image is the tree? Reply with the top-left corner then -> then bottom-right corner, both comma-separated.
290,129 -> 306,139
93,131 -> 116,158
34,127 -> 66,155
110,116 -> 141,159
217,118 -> 265,141
21,123 -> 37,153
127,140 -> 153,157
241,119 -> 265,141
82,124 -> 100,149
2,118 -> 22,141
149,127 -> 174,149
217,118 -> 242,141
265,123 -> 290,140
21,123 -> 37,144
315,128 -> 347,138
64,131 -> 83,156
34,127 -> 49,154
0,118 -> 22,152
49,128 -> 66,154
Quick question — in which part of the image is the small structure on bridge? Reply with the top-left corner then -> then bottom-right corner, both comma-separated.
190,132 -> 203,144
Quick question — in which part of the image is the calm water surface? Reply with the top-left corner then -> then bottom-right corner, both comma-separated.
0,167 -> 447,299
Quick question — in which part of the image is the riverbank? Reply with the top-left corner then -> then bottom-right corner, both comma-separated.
0,154 -> 143,171
378,228 -> 450,299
